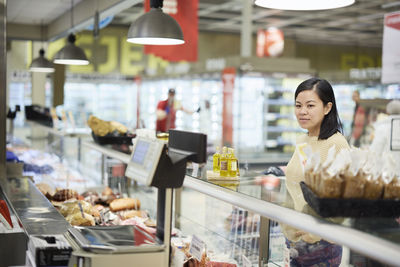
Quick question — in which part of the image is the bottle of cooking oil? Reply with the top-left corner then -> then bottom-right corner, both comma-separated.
212,146 -> 221,173
219,146 -> 228,177
228,148 -> 238,177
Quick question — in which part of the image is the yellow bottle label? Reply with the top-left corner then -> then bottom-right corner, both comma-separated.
213,154 -> 220,172
220,160 -> 228,176
230,161 -> 237,171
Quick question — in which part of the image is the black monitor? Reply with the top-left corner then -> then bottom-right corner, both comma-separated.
168,130 -> 207,164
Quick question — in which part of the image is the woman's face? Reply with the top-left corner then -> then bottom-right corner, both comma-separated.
295,90 -> 332,136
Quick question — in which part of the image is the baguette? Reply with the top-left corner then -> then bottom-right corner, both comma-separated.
109,198 -> 141,211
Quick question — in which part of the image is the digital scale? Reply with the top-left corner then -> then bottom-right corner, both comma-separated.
66,130 -> 207,267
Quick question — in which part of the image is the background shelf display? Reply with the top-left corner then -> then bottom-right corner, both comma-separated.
139,75 -> 223,146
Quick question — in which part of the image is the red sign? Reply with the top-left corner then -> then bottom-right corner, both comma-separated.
256,28 -> 284,57
222,68 -> 236,147
144,0 -> 198,62
385,12 -> 400,30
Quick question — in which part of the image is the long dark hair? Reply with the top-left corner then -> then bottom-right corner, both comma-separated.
295,78 -> 343,140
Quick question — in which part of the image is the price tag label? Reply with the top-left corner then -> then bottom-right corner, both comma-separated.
189,235 -> 205,261
242,254 -> 252,267
192,163 -> 199,177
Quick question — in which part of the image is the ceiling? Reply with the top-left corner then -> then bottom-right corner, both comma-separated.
7,0 -> 400,47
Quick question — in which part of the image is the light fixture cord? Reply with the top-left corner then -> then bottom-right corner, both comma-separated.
150,0 -> 163,8
71,0 -> 74,30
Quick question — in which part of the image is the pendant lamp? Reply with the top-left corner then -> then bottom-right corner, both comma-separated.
127,0 -> 184,45
30,49 -> 55,73
255,0 -> 355,10
29,23 -> 55,73
54,33 -> 89,65
53,0 -> 89,65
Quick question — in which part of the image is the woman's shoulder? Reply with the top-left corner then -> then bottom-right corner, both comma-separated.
295,133 -> 308,144
326,132 -> 350,148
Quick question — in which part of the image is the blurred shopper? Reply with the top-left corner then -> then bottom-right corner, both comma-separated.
155,88 -> 196,132
349,90 -> 367,147
199,99 -> 211,135
370,100 -> 400,166
282,78 -> 349,266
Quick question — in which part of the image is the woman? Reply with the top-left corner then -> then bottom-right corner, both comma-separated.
282,78 -> 350,266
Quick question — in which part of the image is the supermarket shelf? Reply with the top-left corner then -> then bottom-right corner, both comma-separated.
266,99 -> 293,106
265,139 -> 295,148
82,140 -> 131,164
264,113 -> 294,121
183,176 -> 400,267
264,126 -> 303,133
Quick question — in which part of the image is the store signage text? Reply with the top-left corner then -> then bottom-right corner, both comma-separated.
349,68 -> 381,80
206,58 -> 226,71
341,53 -> 381,70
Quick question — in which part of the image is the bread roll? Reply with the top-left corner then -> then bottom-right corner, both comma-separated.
120,210 -> 145,220
36,183 -> 55,199
363,176 -> 384,200
53,189 -> 78,201
383,178 -> 400,199
342,172 -> 366,198
109,198 -> 140,211
318,175 -> 343,198
66,212 -> 95,226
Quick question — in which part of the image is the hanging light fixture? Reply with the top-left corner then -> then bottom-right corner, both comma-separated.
30,49 -> 55,73
53,0 -> 89,65
254,0 -> 355,10
29,23 -> 55,73
127,0 -> 184,45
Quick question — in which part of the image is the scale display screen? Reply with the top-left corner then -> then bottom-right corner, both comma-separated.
125,137 -> 165,186
132,140 -> 150,165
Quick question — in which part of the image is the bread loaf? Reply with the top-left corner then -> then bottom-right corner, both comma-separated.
109,198 -> 140,211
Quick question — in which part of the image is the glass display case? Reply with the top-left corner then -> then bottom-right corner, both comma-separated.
80,139 -> 400,267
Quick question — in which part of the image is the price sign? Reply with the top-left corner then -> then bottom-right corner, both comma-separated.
192,163 -> 199,177
189,235 -> 205,261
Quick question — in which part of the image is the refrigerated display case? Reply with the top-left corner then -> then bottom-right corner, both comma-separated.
63,78 -> 138,128
139,74 -> 223,146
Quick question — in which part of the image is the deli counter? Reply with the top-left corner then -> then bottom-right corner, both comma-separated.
1,125 -> 400,266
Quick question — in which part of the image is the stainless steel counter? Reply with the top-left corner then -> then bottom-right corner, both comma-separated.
0,177 -> 70,235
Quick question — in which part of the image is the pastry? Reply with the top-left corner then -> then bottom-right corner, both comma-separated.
120,210 -> 145,220
52,189 -> 78,201
109,198 -> 141,211
36,183 -> 55,199
318,174 -> 343,198
342,172 -> 366,198
383,178 -> 400,199
66,212 -> 95,226
363,176 -> 384,200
